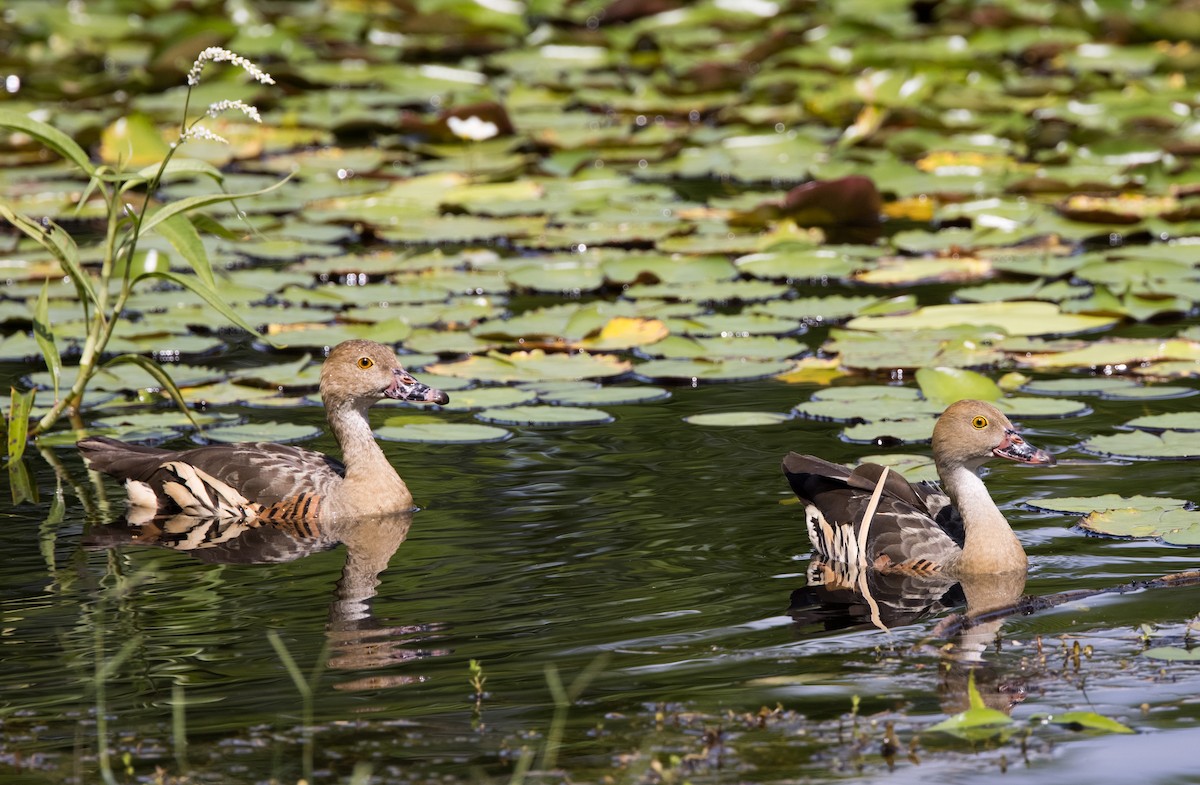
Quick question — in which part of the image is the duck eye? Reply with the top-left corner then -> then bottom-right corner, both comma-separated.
972,415 -> 988,429
356,357 -> 374,370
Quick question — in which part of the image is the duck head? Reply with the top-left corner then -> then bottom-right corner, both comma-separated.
932,399 -> 1054,472
321,339 -> 450,407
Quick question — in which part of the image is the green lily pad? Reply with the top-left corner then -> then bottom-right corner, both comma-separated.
624,279 -> 790,304
1020,377 -> 1141,396
1143,647 -> 1200,661
753,295 -> 897,322
1100,385 -> 1196,401
537,386 -> 670,406
916,367 -> 1002,407
374,423 -> 512,443
1081,430 -> 1200,461
668,313 -> 802,337
646,334 -> 805,361
91,412 -> 237,431
475,405 -> 613,426
438,387 -> 539,411
203,422 -> 323,444
633,358 -> 795,383
426,350 -> 631,382
1124,413 -> 1200,432
683,411 -> 791,427
1025,494 -> 1192,514
735,249 -> 856,281
842,417 -> 934,445
846,302 -> 1118,338
1022,339 -> 1200,370
1079,506 -> 1200,545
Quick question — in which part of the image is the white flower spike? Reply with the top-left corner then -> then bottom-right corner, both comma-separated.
187,47 -> 275,87
206,99 -> 263,123
447,115 -> 499,142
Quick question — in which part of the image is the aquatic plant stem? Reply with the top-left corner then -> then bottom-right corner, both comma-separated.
94,624 -> 140,785
266,629 -> 326,783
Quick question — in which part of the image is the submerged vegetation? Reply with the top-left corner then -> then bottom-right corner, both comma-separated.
2,0 -> 1200,783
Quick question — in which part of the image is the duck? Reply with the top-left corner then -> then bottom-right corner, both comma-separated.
78,339 -> 449,522
782,399 -> 1054,576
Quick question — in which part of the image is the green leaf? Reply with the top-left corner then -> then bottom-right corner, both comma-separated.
1143,646 -> 1200,662
101,355 -> 202,436
684,411 -> 791,426
8,459 -> 37,505
916,367 -> 1002,407
1032,711 -> 1135,734
0,108 -> 95,175
137,270 -> 273,345
153,213 -> 216,288
0,207 -> 97,310
32,280 -> 61,402
928,671 -> 1014,737
133,157 -> 225,187
139,175 -> 292,236
6,387 -> 36,462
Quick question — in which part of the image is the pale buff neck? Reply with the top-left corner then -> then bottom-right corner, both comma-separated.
937,463 -> 1028,575
325,397 -> 413,513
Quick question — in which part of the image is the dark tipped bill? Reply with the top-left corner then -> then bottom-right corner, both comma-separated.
385,367 -> 450,405
994,430 -> 1055,465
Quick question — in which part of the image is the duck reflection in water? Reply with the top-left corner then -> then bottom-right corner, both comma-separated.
788,558 -> 1029,714
84,508 -> 447,685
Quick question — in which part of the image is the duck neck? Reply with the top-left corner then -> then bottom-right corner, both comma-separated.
938,462 -> 1028,575
325,396 -> 412,509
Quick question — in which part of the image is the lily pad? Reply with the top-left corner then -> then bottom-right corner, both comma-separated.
1079,507 -> 1200,545
1143,647 -> 1200,661
438,387 -> 539,411
1123,413 -> 1200,433
846,302 -> 1118,338
1081,430 -> 1200,461
633,358 -> 795,383
374,423 -> 512,443
1020,377 -> 1141,396
683,411 -> 791,427
842,417 -> 935,445
537,386 -> 670,406
203,422 -> 322,444
426,350 -> 631,383
475,405 -> 613,426
1025,495 -> 1192,515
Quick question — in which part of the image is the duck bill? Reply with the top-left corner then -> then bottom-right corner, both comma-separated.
994,431 -> 1055,465
385,368 -> 450,405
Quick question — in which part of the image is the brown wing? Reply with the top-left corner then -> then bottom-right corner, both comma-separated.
782,451 -> 961,569
79,436 -> 344,508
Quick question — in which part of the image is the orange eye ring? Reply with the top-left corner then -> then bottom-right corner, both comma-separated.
356,357 -> 374,369
971,415 -> 988,429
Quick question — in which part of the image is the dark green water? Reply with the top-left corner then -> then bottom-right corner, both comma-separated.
3,373 -> 1199,784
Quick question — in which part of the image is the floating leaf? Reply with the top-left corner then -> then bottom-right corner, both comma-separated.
1081,430 -> 1200,461
1032,711 -> 1135,734
1143,647 -> 1200,662
426,350 -> 631,382
1124,413 -> 1200,433
916,367 -> 1002,407
1022,339 -> 1200,370
928,671 -> 1015,737
1026,494 -> 1191,515
1021,377 -> 1140,396
203,422 -> 322,444
634,358 -> 795,383
475,405 -> 613,426
1079,506 -> 1200,545
847,302 -> 1118,338
438,387 -> 538,411
683,411 -> 791,427
537,386 -> 670,406
842,417 -> 934,445
375,423 -> 511,443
